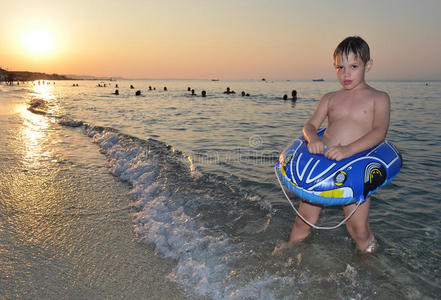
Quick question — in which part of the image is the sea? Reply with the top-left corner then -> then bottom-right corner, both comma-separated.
0,79 -> 440,299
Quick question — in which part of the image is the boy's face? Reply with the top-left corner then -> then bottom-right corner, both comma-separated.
334,52 -> 372,90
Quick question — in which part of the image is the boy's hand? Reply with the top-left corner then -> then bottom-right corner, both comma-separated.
324,145 -> 350,161
307,140 -> 325,154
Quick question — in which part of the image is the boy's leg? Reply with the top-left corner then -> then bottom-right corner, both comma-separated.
343,197 -> 377,253
288,200 -> 322,245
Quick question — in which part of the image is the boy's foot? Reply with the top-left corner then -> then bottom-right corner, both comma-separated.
361,235 -> 378,254
271,242 -> 294,256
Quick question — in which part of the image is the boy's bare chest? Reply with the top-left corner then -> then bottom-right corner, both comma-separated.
328,96 -> 374,122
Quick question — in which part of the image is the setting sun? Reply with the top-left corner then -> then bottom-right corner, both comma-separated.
22,29 -> 53,55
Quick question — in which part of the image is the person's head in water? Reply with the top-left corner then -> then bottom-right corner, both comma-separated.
291,90 -> 297,100
224,87 -> 235,94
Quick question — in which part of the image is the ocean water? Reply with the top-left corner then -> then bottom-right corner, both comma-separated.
0,79 -> 440,299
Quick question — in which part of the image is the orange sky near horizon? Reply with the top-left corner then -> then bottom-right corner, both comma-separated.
1,0 -> 440,80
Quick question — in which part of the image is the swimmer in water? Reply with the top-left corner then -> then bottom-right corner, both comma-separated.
292,90 -> 297,101
224,87 -> 235,94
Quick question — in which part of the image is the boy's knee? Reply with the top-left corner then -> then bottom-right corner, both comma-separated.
289,202 -> 321,243
295,211 -> 320,230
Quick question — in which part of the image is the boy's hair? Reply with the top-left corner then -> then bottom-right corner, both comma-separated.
334,36 -> 370,64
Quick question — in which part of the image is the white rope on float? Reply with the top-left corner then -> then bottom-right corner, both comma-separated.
274,165 -> 362,230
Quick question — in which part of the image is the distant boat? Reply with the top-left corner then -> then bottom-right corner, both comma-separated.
211,79 -> 219,81
312,78 -> 324,82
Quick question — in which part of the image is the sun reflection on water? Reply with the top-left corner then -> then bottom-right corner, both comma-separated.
18,82 -> 57,168
2,82 -> 69,270
21,109 -> 51,167
31,80 -> 57,102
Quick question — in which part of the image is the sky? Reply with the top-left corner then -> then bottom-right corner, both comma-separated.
1,0 -> 440,80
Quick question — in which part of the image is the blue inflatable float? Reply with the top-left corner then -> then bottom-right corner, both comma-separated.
275,128 -> 402,207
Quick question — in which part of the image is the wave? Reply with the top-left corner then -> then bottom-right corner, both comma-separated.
57,122 -> 289,298
27,99 -> 49,115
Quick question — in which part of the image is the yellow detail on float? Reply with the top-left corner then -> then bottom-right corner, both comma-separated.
319,189 -> 345,198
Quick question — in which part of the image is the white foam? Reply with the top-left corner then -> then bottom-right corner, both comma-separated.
84,126 -> 304,299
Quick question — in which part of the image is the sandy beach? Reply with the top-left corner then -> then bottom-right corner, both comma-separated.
0,91 -> 186,299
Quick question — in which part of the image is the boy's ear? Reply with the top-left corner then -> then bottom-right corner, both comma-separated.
365,59 -> 373,72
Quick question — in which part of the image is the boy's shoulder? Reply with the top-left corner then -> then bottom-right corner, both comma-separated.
365,86 -> 390,104
363,84 -> 389,96
321,90 -> 339,101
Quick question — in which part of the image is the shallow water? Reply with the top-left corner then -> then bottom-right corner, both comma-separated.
0,90 -> 185,299
1,79 -> 440,299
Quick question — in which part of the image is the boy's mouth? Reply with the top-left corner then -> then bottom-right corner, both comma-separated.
344,80 -> 352,85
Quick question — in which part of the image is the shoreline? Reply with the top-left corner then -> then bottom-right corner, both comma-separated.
0,95 -> 188,299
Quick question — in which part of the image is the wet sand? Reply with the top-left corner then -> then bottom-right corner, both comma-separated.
0,95 -> 187,299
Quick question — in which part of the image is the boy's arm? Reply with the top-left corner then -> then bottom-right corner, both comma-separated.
303,93 -> 330,154
325,92 -> 390,161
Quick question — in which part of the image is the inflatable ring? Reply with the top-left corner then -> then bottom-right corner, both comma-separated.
275,128 -> 402,206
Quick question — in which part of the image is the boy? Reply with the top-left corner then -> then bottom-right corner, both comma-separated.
277,36 -> 390,254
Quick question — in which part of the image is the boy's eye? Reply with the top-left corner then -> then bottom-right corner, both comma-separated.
336,66 -> 343,71
351,65 -> 358,69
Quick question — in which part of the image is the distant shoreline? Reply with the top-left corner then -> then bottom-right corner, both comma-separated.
0,68 -> 71,81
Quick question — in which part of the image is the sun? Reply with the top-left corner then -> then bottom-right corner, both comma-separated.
22,29 -> 53,55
